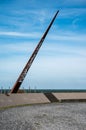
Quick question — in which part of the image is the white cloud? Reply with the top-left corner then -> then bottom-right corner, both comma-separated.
0,31 -> 41,38
0,30 -> 86,58
0,30 -> 86,42
59,8 -> 86,18
1,54 -> 86,88
48,33 -> 86,42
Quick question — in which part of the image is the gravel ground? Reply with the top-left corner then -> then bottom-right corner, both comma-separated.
0,103 -> 86,130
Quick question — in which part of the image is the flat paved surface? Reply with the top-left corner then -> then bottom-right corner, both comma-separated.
0,103 -> 86,130
53,93 -> 86,101
0,93 -> 50,108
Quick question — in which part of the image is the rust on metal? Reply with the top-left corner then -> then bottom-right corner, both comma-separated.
11,11 -> 59,93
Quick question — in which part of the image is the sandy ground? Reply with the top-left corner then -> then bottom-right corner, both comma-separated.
0,103 -> 86,130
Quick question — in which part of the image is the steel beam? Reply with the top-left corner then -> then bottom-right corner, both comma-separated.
11,10 -> 59,93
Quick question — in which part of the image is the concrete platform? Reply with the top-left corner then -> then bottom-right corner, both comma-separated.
0,93 -> 50,108
53,92 -> 86,102
0,92 -> 86,109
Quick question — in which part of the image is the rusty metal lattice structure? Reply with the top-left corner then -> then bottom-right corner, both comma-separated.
11,10 -> 59,93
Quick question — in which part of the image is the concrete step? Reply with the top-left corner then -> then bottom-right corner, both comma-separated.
44,93 -> 59,102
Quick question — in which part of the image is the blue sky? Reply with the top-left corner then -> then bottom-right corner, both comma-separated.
0,0 -> 86,90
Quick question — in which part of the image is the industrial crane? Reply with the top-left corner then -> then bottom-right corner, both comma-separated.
11,10 -> 59,93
